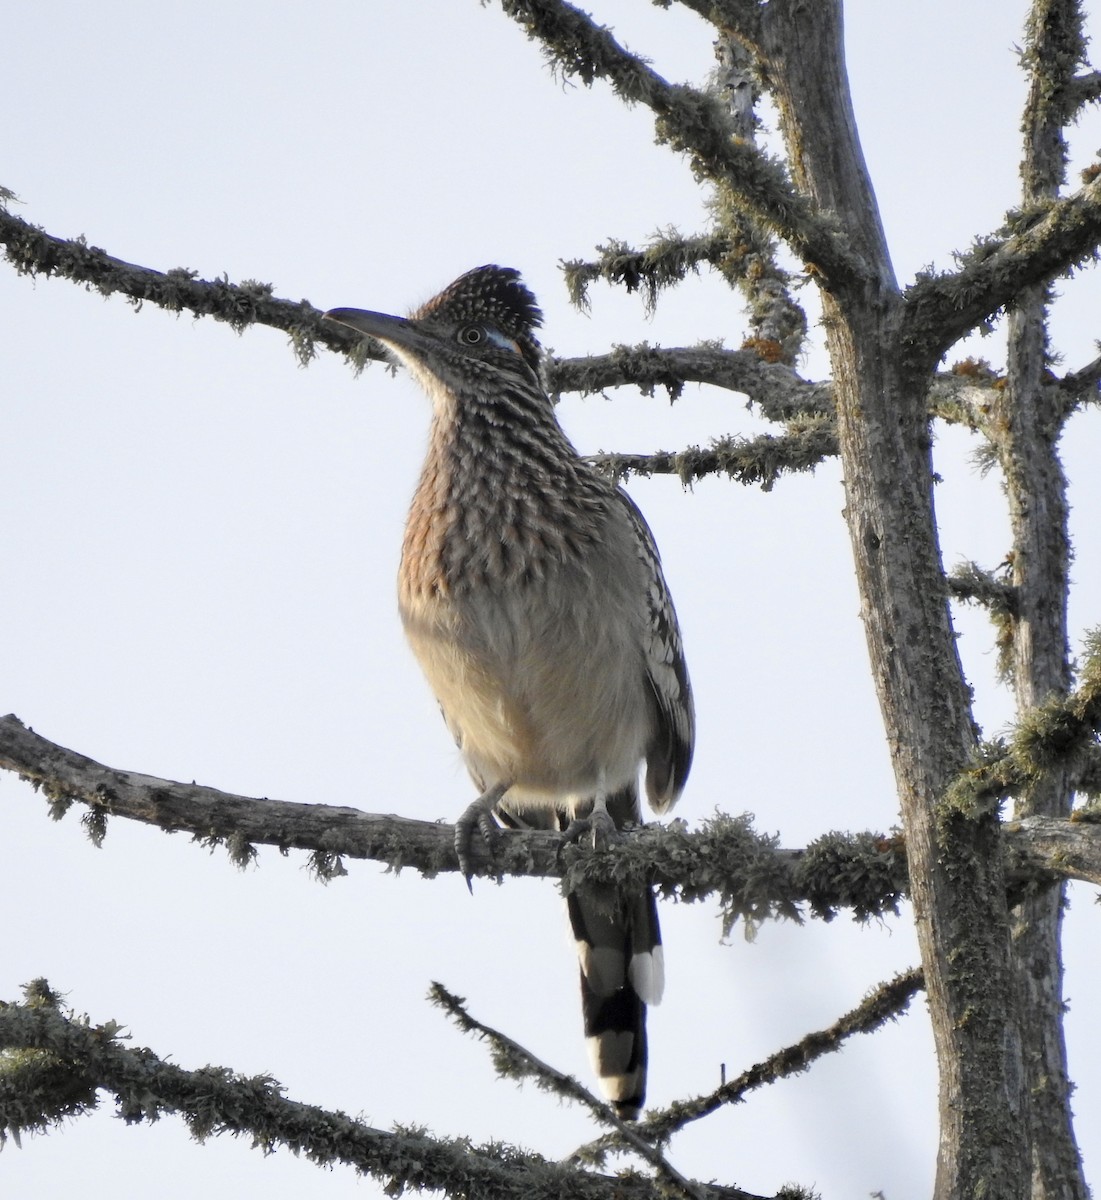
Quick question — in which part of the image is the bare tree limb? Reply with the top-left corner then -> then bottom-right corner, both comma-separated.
557,353 -> 1020,440
755,3 -> 896,292
548,344 -> 830,414
708,35 -> 809,358
997,18 -> 1092,1179
3,714 -> 1100,908
1005,812 -> 1101,890
562,232 -> 732,313
1065,68 -> 1101,112
0,204 -> 375,369
947,561 -> 1017,682
0,202 -> 1026,439
1075,745 -> 1101,797
2,202 -> 809,410
429,985 -> 711,1200
1059,349 -> 1101,411
904,176 -> 1101,359
559,39 -> 808,366
0,712 -> 901,918
588,420 -> 837,490
1018,1 -> 1090,193
2,981 -> 775,1200
606,966 -> 925,1149
947,561 -> 1018,616
0,202 -> 822,424
492,0 -> 865,290
943,627 -> 1101,819
561,226 -> 806,365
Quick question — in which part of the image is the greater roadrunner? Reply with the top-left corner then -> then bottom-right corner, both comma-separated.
324,265 -> 694,1119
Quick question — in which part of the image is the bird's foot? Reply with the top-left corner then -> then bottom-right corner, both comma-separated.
455,783 -> 508,891
561,802 -> 619,853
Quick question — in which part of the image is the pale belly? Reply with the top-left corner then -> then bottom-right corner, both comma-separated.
400,579 -> 653,808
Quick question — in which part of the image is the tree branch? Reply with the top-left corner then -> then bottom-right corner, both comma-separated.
1018,0 -> 1089,194
1059,349 -> 1101,411
1,202 -> 1035,440
1065,68 -> 1101,112
429,984 -> 711,1200
947,561 -> 1017,682
0,711 -> 899,920
994,7 -> 1089,1186
1075,745 -> 1101,797
562,232 -> 733,313
0,201 -> 818,413
560,175 -> 807,362
588,420 -> 837,490
493,0 -> 865,289
0,204 -> 379,368
561,225 -> 806,364
756,1 -> 896,292
614,966 -> 925,1148
0,202 -> 822,429
558,351 -> 1024,433
943,628 -> 1101,820
1005,811 -> 1101,890
3,981 -> 767,1200
3,714 -> 1100,913
708,36 -> 809,360
947,562 -> 1018,617
904,175 -> 1101,359
548,344 -> 829,414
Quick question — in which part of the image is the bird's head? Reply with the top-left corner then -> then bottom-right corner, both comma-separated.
324,265 -> 545,390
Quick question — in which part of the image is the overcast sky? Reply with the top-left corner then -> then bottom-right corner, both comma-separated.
3,2 -> 1100,1197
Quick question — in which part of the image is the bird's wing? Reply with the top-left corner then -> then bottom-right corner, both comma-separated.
616,488 -> 695,812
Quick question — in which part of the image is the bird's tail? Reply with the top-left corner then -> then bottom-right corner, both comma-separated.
566,884 -> 663,1120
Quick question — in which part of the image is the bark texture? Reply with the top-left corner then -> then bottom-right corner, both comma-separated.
757,4 -> 1030,1196
995,4 -> 1090,1195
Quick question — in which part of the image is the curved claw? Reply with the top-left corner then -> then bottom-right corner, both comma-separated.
561,802 -> 619,852
455,782 -> 509,890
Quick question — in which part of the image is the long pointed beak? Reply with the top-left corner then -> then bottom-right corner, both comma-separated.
323,307 -> 443,363
323,307 -> 412,344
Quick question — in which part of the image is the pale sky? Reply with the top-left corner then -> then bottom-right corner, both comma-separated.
3,2 -> 1100,1197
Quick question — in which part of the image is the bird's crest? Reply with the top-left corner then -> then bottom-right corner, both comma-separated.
414,265 -> 544,373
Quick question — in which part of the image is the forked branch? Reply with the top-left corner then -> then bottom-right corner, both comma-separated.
2,982 -> 745,1200
493,0 -> 864,288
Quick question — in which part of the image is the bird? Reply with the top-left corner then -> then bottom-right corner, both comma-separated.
324,265 -> 694,1120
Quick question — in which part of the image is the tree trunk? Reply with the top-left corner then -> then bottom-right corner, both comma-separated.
1000,290 -> 1087,1200
757,3 -> 1031,1195
996,3 -> 1090,1192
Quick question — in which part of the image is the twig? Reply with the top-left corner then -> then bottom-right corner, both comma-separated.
430,984 -> 718,1200
625,967 -> 924,1146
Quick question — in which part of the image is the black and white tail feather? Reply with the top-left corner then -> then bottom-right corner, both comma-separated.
568,872 -> 663,1120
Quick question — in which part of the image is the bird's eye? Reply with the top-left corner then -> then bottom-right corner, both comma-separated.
457,326 -> 484,346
